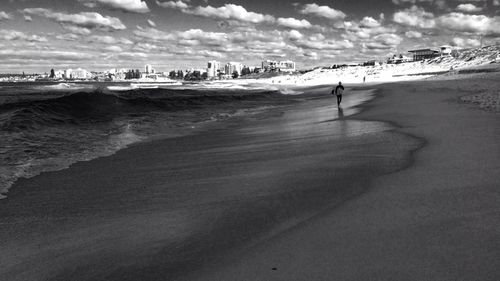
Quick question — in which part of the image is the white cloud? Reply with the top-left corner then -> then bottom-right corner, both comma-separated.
456,3 -> 483,12
303,51 -> 319,59
0,49 -> 94,61
177,29 -> 228,46
362,33 -> 403,50
285,29 -> 304,41
79,0 -> 150,13
158,2 -> 275,24
392,0 -> 442,5
147,19 -> 156,27
156,0 -> 190,9
103,45 -> 123,52
190,4 -> 275,24
374,33 -> 403,46
451,37 -> 481,48
299,3 -> 346,21
133,27 -> 176,41
229,27 -> 281,45
437,13 -> 500,35
133,42 -> 162,51
393,5 -> 436,28
293,38 -> 354,51
0,11 -> 13,20
392,0 -> 448,9
405,30 -> 422,38
277,17 -> 312,29
133,27 -> 228,47
0,29 -> 48,42
87,34 -> 133,44
22,8 -> 126,32
359,16 -> 381,28
343,20 -> 396,42
308,33 -> 325,41
55,33 -> 81,41
62,25 -> 92,35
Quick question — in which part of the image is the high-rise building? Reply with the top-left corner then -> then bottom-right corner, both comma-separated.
207,60 -> 221,78
145,64 -> 154,74
64,69 -> 72,79
224,62 -> 243,76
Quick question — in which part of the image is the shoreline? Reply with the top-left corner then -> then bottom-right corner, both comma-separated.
187,72 -> 500,280
1,72 -> 499,280
0,87 -> 416,281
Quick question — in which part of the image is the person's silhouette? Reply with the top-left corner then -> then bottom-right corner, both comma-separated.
334,82 -> 344,107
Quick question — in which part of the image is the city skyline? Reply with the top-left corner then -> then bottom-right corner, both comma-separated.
1,0 -> 500,73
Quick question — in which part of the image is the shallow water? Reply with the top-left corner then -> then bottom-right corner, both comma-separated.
0,82 -> 297,198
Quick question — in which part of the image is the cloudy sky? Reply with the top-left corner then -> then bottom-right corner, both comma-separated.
0,0 -> 499,73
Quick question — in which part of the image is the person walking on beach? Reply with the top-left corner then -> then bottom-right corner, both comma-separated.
334,81 -> 344,107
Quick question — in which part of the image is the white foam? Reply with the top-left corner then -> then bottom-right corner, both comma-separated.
35,83 -> 95,91
0,122 -> 144,199
107,85 -> 135,91
278,88 -> 304,95
107,123 -> 144,151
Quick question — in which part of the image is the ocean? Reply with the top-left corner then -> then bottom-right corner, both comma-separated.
0,82 -> 298,199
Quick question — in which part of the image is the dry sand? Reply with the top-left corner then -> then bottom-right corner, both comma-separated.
1,72 -> 499,281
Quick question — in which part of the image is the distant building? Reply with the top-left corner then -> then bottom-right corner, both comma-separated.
262,60 -> 277,71
224,62 -> 243,76
387,54 -> 412,64
71,68 -> 90,79
363,60 -> 378,66
64,69 -> 72,79
277,60 -> 296,72
207,60 -> 221,78
408,49 -> 440,61
439,45 -> 452,56
262,60 -> 296,72
54,70 -> 64,79
145,64 -> 154,74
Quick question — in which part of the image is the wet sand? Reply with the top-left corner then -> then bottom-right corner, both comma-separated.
189,73 -> 500,280
1,73 -> 499,280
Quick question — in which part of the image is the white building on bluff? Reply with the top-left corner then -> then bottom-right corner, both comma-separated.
262,60 -> 296,72
439,45 -> 452,56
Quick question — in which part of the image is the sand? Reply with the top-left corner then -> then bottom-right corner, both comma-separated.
1,72 -> 499,280
187,73 -> 500,281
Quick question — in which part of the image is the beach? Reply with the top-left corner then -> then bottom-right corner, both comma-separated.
1,72 -> 500,280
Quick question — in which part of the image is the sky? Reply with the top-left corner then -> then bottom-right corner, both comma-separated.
0,0 -> 499,73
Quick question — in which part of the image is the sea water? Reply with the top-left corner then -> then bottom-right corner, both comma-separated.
0,82 -> 293,198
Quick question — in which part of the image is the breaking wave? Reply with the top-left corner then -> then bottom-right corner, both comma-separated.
0,87 -> 288,198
